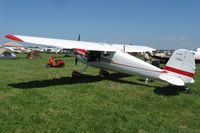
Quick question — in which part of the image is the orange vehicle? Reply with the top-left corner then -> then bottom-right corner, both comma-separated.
46,56 -> 65,68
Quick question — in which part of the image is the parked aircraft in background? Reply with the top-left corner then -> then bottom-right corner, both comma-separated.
0,48 -> 16,59
6,34 -> 196,93
191,48 -> 200,63
153,48 -> 200,64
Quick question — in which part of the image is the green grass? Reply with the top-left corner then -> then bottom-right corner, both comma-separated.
0,53 -> 200,133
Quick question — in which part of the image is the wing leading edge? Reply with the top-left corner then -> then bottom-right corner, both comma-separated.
5,34 -> 156,52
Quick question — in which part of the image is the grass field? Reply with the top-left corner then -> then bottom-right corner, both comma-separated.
0,53 -> 200,133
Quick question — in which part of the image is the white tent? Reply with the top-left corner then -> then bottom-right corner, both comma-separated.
3,42 -> 22,47
2,42 -> 26,53
0,48 -> 16,59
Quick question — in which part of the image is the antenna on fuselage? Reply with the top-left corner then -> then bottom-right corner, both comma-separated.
78,34 -> 80,41
123,45 -> 126,53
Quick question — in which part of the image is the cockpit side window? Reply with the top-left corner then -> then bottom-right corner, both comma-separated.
87,51 -> 102,62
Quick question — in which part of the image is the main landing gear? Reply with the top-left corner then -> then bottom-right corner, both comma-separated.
99,69 -> 109,77
72,71 -> 82,78
72,66 -> 109,78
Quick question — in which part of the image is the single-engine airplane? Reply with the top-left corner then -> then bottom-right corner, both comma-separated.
6,34 -> 196,93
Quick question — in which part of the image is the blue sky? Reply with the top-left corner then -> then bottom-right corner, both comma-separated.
0,0 -> 200,49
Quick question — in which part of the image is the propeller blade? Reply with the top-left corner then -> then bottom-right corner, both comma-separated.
75,57 -> 78,65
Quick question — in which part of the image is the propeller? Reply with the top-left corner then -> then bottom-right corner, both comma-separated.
75,34 -> 80,65
75,57 -> 78,65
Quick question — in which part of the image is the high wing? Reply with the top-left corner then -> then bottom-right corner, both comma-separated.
5,34 -> 155,52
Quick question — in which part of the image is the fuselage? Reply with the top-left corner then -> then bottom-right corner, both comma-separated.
74,49 -> 164,79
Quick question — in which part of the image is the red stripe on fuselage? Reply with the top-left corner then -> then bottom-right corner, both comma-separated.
5,34 -> 24,42
164,66 -> 195,78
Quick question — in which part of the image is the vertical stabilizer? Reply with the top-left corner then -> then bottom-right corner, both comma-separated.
163,49 -> 195,84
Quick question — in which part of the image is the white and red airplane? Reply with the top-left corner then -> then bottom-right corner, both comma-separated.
6,34 -> 196,92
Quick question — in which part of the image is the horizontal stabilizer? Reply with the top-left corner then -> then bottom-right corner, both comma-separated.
159,74 -> 185,86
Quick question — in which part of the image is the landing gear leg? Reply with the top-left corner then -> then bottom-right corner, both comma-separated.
72,65 -> 89,78
99,69 -> 109,77
185,87 -> 192,94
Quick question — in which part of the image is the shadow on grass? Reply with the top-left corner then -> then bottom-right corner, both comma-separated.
154,85 -> 185,96
8,73 -> 185,96
8,73 -> 158,89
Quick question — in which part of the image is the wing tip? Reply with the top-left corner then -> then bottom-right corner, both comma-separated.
5,34 -> 24,42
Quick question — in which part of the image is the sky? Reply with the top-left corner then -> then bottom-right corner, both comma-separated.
0,0 -> 200,49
